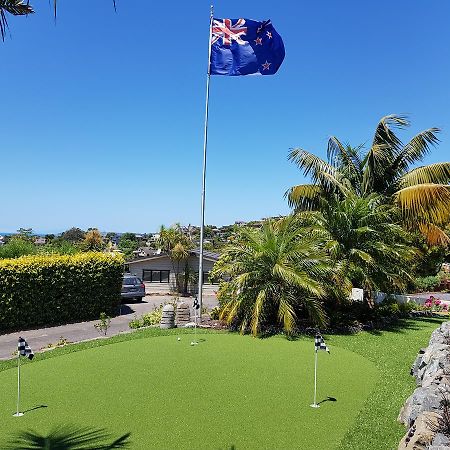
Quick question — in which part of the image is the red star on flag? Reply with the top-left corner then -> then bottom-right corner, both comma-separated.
262,60 -> 271,71
254,37 -> 263,45
266,31 -> 272,39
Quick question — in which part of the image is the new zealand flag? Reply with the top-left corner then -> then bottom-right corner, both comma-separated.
210,18 -> 285,76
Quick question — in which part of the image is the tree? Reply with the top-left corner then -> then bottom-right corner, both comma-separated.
61,227 -> 86,243
16,227 -> 33,241
0,236 -> 35,258
212,216 -> 335,336
157,224 -> 193,294
287,115 -> 450,245
298,194 -> 417,295
0,0 -> 33,41
118,238 -> 139,259
83,229 -> 104,251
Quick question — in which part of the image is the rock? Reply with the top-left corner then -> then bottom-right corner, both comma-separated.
432,432 -> 450,446
183,322 -> 197,328
398,411 -> 440,450
176,302 -> 191,326
399,386 -> 442,427
160,304 -> 175,329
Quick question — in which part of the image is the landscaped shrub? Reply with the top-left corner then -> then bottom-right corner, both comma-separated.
414,275 -> 440,292
0,252 -> 124,332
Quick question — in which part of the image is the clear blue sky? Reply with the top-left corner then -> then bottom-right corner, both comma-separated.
2,0 -> 450,234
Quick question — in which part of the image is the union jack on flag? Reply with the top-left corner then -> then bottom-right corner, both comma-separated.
210,18 -> 285,76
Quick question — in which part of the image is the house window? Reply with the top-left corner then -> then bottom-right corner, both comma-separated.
142,269 -> 170,283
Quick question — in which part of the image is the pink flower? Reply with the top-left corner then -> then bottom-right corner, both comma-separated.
434,299 -> 441,305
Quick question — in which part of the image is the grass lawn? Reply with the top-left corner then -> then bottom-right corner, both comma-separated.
0,318 -> 444,450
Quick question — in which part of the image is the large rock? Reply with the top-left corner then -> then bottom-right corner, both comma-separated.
160,304 -> 175,329
399,386 -> 442,427
176,302 -> 191,327
398,411 -> 439,450
432,432 -> 450,447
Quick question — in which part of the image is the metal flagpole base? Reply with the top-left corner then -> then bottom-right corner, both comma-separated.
309,404 -> 320,408
13,412 -> 24,417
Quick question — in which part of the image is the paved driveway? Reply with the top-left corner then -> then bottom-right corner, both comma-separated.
0,294 -> 218,361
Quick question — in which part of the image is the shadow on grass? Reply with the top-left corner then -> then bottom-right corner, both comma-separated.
22,404 -> 47,414
317,396 -> 337,405
3,425 -> 131,449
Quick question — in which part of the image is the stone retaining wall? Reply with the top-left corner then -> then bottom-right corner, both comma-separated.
398,322 -> 450,449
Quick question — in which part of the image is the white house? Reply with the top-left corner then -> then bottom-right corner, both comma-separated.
125,249 -> 219,295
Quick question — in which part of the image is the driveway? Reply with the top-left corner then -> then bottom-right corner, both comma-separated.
0,294 -> 218,361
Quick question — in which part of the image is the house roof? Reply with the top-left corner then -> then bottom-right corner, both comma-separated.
126,248 -> 220,265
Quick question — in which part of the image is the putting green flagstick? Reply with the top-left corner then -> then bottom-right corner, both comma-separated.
191,298 -> 200,346
13,351 -> 24,417
310,348 -> 319,408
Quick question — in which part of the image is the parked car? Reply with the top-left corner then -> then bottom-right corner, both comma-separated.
121,274 -> 146,302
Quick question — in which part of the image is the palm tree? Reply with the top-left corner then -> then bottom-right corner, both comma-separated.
298,194 -> 417,295
0,0 -> 33,41
157,224 -> 193,293
287,115 -> 450,245
212,216 -> 336,336
4,425 -> 130,449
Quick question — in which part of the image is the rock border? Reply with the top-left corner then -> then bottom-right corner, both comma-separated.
398,321 -> 450,449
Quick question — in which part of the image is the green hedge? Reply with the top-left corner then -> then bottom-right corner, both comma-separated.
0,252 -> 124,333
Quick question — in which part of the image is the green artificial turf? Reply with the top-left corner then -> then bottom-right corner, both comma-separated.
0,318 -> 444,449
0,332 -> 376,450
331,317 -> 446,450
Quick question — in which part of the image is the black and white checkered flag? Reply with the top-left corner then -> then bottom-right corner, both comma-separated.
314,334 -> 329,354
193,298 -> 200,310
18,337 -> 34,360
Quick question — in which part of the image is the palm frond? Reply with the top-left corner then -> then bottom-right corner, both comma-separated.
371,114 -> 408,152
285,184 -> 322,210
277,295 -> 297,334
395,183 -> 450,224
392,128 -> 440,175
288,148 -> 339,193
417,222 -> 450,247
0,0 -> 33,41
399,162 -> 450,188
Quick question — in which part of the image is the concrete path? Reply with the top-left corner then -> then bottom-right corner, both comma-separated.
0,294 -> 218,361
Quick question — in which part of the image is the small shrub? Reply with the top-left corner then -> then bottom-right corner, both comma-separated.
210,306 -> 221,320
128,305 -> 164,329
414,275 -> 440,292
94,312 -> 111,336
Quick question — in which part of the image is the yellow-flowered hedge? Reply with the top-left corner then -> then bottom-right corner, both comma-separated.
0,252 -> 124,333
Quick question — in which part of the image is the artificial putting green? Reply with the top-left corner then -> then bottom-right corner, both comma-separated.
0,333 -> 377,450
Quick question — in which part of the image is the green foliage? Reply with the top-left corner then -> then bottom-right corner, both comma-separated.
213,216 -> 337,335
287,115 -> 450,246
118,238 -> 139,259
414,275 -> 440,292
0,252 -> 124,332
300,194 -> 417,294
128,306 -> 163,329
209,306 -> 221,320
61,227 -> 86,243
94,312 -> 112,336
0,237 -> 36,259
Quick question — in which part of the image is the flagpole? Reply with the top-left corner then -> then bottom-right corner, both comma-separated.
197,4 -> 214,320
310,349 -> 319,408
13,352 -> 23,417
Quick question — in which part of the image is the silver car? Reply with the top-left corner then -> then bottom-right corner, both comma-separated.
121,275 -> 146,302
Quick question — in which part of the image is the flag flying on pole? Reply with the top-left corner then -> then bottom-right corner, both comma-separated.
18,337 -> 34,360
314,334 -> 330,353
210,18 -> 285,76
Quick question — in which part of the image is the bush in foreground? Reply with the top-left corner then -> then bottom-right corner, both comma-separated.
0,252 -> 124,332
